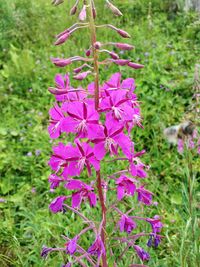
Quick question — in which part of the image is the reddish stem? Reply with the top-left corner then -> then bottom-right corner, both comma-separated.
96,170 -> 108,267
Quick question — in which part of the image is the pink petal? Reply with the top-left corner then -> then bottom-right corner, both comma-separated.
117,185 -> 125,200
94,142 -> 106,160
72,192 -> 82,208
55,74 -> 65,88
65,180 -> 83,190
61,117 -> 79,133
88,192 -> 97,207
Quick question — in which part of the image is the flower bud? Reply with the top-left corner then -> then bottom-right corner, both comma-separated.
113,59 -> 130,66
70,5 -> 77,15
51,58 -> 72,67
52,0 -> 64,6
94,42 -> 102,49
85,49 -> 91,57
55,32 -> 71,46
74,71 -> 91,80
117,29 -> 131,38
107,0 -> 123,16
128,62 -> 144,69
79,5 -> 87,21
109,52 -> 119,60
115,43 -> 134,51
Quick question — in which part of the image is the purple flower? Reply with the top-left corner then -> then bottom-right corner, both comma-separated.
65,236 -> 78,255
61,101 -> 102,139
88,236 -> 105,258
92,117 -> 132,160
65,179 -> 97,208
35,149 -> 41,156
26,152 -> 32,157
147,234 -> 161,248
136,186 -> 153,205
128,151 -> 147,178
133,245 -> 150,262
48,174 -> 63,189
178,138 -> 184,154
146,216 -> 163,233
116,175 -> 136,200
118,215 -> 136,234
49,196 -> 67,213
48,104 -> 65,139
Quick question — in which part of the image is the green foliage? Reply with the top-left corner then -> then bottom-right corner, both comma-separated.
0,0 -> 199,266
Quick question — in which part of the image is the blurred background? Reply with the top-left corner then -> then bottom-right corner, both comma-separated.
0,0 -> 199,266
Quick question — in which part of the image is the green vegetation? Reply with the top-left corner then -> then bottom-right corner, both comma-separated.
0,0 -> 199,266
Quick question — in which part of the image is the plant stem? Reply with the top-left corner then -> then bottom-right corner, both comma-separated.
88,1 -> 108,266
96,170 -> 108,267
88,0 -> 100,110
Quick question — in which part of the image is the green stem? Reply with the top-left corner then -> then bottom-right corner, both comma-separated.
87,1 -> 108,266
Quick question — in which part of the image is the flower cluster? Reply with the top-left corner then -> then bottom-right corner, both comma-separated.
42,1 -> 163,266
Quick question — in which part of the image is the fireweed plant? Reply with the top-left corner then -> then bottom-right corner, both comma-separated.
41,1 -> 163,266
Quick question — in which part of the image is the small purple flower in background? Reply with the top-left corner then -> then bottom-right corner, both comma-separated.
133,245 -> 150,262
0,198 -> 6,203
178,139 -> 184,154
49,196 -> 67,213
31,187 -> 36,194
35,149 -> 41,156
26,152 -> 32,157
116,175 -> 136,200
118,214 -> 137,234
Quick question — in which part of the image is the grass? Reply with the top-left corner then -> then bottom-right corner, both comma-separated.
0,0 -> 199,266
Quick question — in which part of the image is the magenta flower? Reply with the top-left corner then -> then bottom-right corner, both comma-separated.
64,139 -> 100,177
65,236 -> 78,255
48,142 -> 74,173
100,89 -> 134,122
49,196 -> 67,213
118,215 -> 136,234
65,179 -> 97,208
49,73 -> 86,102
133,245 -> 150,262
146,216 -> 163,233
48,104 -> 65,139
136,186 -> 153,205
102,72 -> 135,93
92,118 -> 132,160
48,174 -> 63,189
116,175 -> 136,200
61,101 -> 102,138
128,151 -> 147,178
88,236 -> 105,257
48,73 -> 70,96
